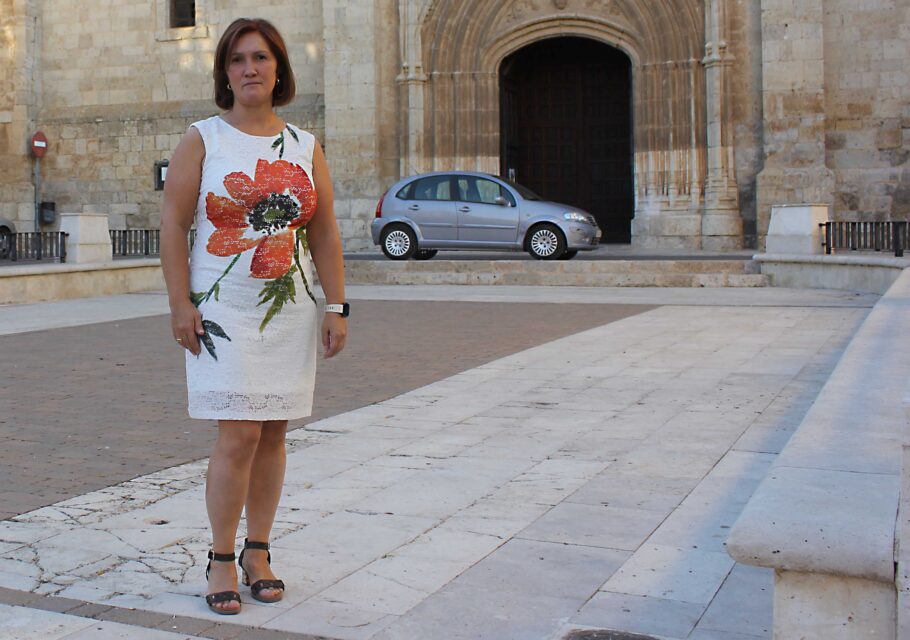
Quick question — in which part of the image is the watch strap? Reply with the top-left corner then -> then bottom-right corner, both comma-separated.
325,303 -> 349,317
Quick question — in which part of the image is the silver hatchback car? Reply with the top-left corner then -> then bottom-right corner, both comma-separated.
370,171 -> 601,260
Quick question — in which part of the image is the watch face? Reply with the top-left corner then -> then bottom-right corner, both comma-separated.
342,302 -> 350,318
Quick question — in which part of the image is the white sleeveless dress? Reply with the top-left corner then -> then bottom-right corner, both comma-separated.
185,116 -> 318,420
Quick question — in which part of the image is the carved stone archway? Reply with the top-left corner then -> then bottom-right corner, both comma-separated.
397,0 -> 743,249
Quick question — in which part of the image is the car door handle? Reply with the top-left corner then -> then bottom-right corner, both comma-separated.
408,205 -> 420,210
458,206 -> 471,212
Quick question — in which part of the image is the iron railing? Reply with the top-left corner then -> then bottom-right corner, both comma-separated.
820,221 -> 909,257
110,229 -> 197,258
110,229 -> 161,258
0,232 -> 68,263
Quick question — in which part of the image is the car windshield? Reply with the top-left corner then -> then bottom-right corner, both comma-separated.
499,178 -> 542,201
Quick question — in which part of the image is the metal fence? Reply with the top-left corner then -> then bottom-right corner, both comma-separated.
110,229 -> 161,258
110,229 -> 196,258
820,221 -> 910,257
0,232 -> 68,263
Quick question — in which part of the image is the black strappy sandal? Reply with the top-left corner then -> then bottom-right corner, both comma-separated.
205,550 -> 241,615
238,539 -> 285,603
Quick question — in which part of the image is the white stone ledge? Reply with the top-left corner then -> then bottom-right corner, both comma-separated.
755,253 -> 909,293
728,269 -> 910,586
755,253 -> 910,269
727,467 -> 898,582
0,259 -> 165,305
0,258 -> 161,278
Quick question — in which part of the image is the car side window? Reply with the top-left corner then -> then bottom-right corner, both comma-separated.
457,177 -> 512,205
410,176 -> 452,201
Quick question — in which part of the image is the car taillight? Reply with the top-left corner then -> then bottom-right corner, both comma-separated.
375,194 -> 385,218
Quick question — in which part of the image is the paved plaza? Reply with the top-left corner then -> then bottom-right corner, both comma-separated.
0,284 -> 878,639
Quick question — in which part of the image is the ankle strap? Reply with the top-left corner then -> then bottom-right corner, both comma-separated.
208,550 -> 236,562
244,539 -> 270,551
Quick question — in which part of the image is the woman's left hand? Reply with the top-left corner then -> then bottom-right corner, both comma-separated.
322,313 -> 347,359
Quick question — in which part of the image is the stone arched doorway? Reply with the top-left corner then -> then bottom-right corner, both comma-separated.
499,37 -> 633,243
396,0 -> 743,249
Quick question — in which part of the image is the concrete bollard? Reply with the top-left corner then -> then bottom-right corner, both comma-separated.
765,204 -> 830,255
58,213 -> 112,263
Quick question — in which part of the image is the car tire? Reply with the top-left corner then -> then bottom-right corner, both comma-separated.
558,250 -> 578,260
380,224 -> 418,260
413,249 -> 438,260
525,224 -> 566,260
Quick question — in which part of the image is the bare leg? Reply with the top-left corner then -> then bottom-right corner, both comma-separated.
241,419 -> 287,599
206,420 -> 262,612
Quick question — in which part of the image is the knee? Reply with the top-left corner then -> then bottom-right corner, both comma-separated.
258,421 -> 287,452
216,424 -> 262,464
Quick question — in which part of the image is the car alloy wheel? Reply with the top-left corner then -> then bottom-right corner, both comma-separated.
385,230 -> 410,256
530,228 -> 560,258
380,224 -> 418,260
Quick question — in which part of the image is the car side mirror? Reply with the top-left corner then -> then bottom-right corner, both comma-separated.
494,196 -> 509,207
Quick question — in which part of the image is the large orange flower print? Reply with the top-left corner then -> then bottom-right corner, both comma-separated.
206,159 -> 317,279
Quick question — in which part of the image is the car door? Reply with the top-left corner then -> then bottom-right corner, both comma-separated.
400,175 -> 457,241
455,176 -> 519,244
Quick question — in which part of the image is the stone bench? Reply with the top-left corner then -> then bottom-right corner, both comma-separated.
727,268 -> 910,638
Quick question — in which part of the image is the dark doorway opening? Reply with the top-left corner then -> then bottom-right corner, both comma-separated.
500,37 -> 633,243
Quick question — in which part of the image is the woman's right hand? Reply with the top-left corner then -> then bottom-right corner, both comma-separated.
171,299 -> 205,356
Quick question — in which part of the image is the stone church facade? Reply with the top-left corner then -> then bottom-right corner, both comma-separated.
1,0 -> 908,250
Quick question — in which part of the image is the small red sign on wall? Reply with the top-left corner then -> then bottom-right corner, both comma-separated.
31,131 -> 49,158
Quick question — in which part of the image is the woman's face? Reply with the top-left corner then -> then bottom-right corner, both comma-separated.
227,31 -> 279,107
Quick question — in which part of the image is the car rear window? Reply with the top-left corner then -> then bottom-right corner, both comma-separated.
406,176 -> 452,201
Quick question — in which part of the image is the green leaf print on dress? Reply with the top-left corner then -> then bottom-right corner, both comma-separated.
191,156 -> 319,358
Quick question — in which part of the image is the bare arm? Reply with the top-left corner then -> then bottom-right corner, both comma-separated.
160,127 -> 205,355
307,141 -> 347,358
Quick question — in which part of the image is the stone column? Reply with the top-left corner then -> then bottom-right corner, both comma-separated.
755,0 -> 835,248
0,0 -> 40,233
702,0 -> 743,250
397,0 -> 428,176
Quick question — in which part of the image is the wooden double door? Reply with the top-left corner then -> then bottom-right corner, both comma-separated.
501,37 -> 633,243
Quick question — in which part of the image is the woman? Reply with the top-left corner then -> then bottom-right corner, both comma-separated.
160,18 -> 347,615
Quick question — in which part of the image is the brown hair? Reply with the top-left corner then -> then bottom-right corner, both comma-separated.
213,18 -> 296,110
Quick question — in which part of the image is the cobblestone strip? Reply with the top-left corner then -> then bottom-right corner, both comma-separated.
0,587 -> 330,639
0,300 -> 652,520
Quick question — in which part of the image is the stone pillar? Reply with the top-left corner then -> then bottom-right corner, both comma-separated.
322,0 -> 391,251
397,0 -> 428,176
58,213 -> 112,263
0,0 -> 40,233
702,0 -> 743,250
755,0 -> 835,248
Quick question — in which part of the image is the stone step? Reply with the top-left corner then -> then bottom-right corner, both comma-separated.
343,260 -> 769,287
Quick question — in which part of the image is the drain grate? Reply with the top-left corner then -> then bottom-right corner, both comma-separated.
563,631 -> 660,640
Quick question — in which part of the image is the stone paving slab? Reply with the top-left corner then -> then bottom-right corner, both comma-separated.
0,297 -> 868,639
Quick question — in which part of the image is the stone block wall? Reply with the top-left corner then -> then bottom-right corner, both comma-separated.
823,0 -> 910,221
321,0 -> 399,251
1,0 -> 325,231
35,100 -> 323,230
5,0 -> 910,250
0,0 -> 39,232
